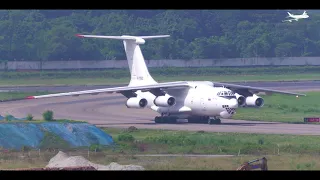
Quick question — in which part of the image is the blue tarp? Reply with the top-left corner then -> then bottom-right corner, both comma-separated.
0,115 -> 26,121
0,122 -> 114,150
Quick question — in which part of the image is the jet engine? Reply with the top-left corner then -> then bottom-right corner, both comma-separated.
235,93 -> 246,106
154,95 -> 176,107
245,94 -> 264,107
126,97 -> 148,109
135,38 -> 145,44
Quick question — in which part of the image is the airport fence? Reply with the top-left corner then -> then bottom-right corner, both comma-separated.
0,56 -> 319,71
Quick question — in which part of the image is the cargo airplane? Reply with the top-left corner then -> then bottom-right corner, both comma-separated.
23,34 -> 305,124
283,11 -> 309,22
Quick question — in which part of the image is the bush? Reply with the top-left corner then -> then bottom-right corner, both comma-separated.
21,146 -> 31,152
127,126 -> 138,132
89,144 -> 102,152
42,110 -> 54,121
118,133 -> 135,142
4,115 -> 12,121
26,114 -> 33,121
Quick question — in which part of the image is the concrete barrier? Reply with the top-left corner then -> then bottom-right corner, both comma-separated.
1,57 -> 320,70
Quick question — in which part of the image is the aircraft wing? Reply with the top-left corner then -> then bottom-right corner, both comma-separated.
24,81 -> 190,100
212,82 -> 306,96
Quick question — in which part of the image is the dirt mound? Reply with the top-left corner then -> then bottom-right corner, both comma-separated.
5,166 -> 97,171
46,151 -> 144,171
48,151 -> 69,165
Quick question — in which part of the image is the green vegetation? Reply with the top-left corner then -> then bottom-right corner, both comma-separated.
1,10 -> 320,60
233,91 -> 320,123
42,110 -> 54,121
4,115 -> 11,122
26,114 -> 33,121
1,151 -> 320,170
0,66 -> 318,86
103,127 -> 320,155
1,127 -> 320,170
98,127 -> 320,170
0,91 -> 51,100
100,154 -> 320,170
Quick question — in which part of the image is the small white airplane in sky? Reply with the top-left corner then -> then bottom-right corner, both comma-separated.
283,11 -> 309,22
22,34 -> 305,124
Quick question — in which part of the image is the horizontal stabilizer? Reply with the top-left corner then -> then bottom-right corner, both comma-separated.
75,34 -> 170,40
75,34 -> 133,40
138,35 -> 170,39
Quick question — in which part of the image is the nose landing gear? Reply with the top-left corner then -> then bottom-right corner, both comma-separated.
207,117 -> 221,125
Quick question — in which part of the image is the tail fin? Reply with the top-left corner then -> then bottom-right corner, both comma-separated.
76,34 -> 170,86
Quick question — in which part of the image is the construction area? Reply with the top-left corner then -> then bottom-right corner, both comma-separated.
1,150 -> 268,171
2,151 -> 145,171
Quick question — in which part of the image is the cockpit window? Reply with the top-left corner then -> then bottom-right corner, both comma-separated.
217,91 -> 236,98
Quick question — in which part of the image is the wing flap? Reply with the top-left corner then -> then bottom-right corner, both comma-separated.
213,82 -> 306,96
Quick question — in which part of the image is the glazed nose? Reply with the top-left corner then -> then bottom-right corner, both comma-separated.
228,98 -> 238,108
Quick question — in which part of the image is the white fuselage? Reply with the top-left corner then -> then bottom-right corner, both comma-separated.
135,81 -> 239,119
289,14 -> 309,19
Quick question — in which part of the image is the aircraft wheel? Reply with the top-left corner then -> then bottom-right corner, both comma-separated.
155,116 -> 177,124
162,116 -> 169,124
168,116 -> 177,124
187,117 -> 196,123
154,116 -> 161,123
216,118 -> 221,124
155,116 -> 165,124
208,118 -> 221,125
202,116 -> 210,124
208,118 -> 221,124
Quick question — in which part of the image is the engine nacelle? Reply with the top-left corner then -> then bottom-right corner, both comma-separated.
135,38 -> 145,44
126,97 -> 148,109
235,93 -> 246,107
154,95 -> 176,107
245,94 -> 264,107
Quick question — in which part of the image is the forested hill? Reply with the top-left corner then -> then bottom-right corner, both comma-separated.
1,10 -> 320,61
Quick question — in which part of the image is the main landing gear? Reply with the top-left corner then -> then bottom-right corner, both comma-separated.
154,116 -> 178,124
154,115 -> 221,124
188,116 -> 221,124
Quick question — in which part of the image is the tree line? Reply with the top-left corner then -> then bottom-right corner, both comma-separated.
0,10 -> 319,61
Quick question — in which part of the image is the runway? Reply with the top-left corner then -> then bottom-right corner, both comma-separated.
0,80 -> 319,136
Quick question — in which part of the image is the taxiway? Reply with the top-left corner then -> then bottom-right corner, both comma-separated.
0,81 -> 319,136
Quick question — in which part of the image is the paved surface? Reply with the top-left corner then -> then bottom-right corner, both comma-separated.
131,154 -> 235,157
0,80 -> 320,136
